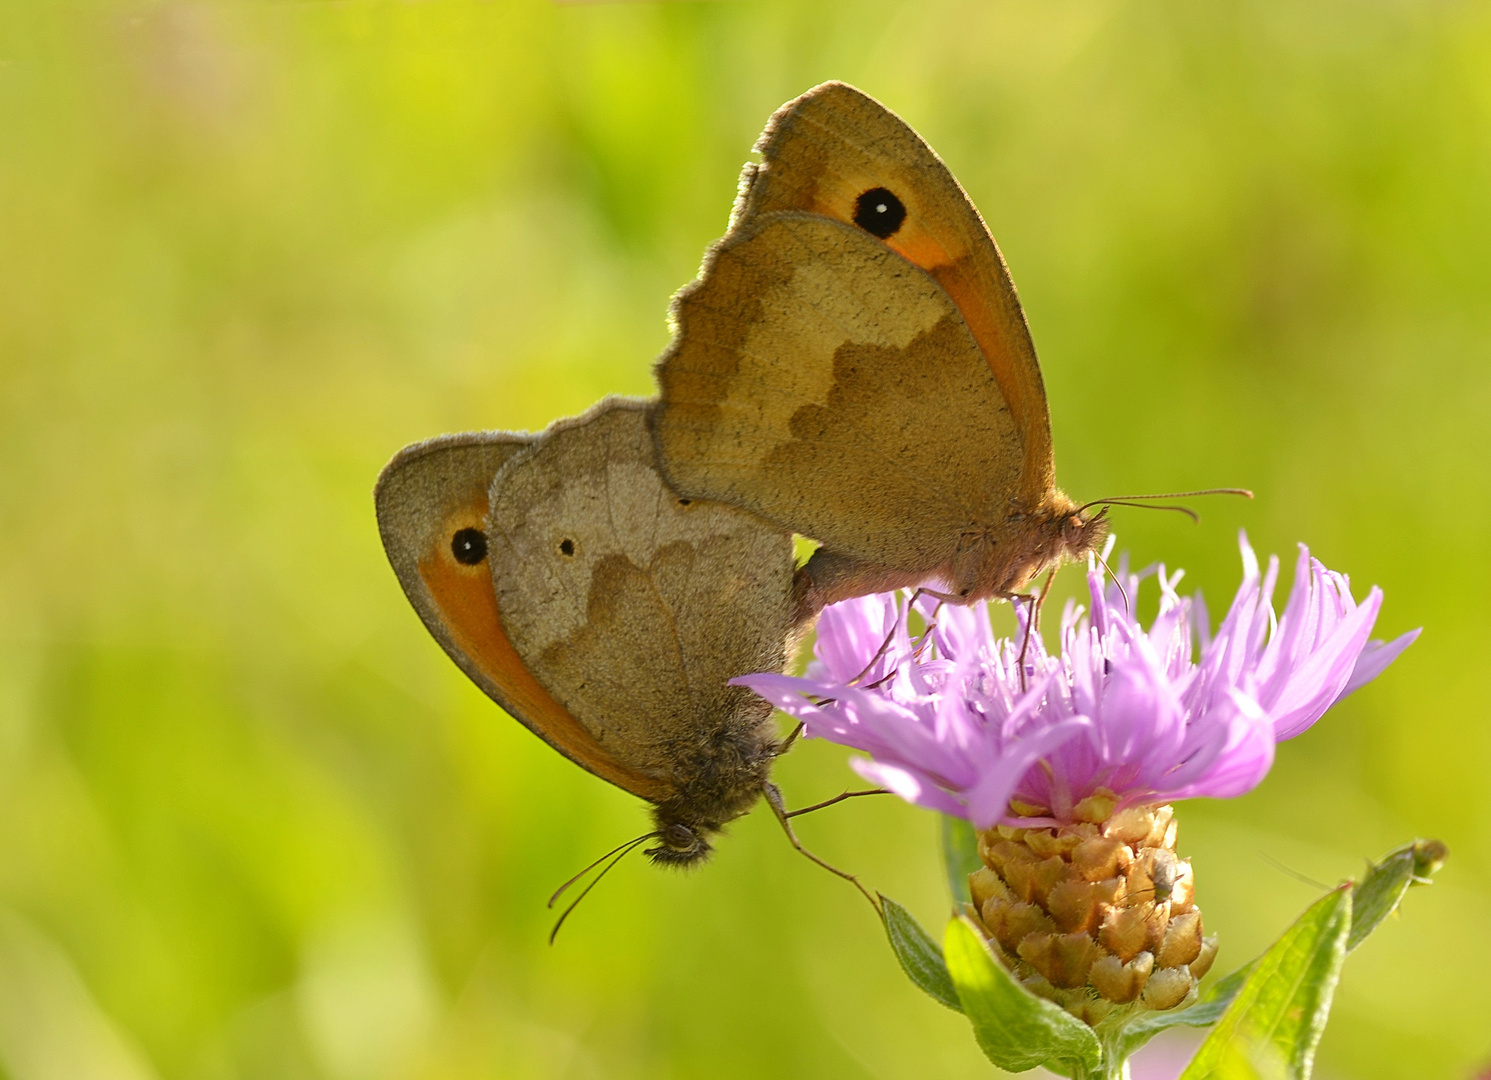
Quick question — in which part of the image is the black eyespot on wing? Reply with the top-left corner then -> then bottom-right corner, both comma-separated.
853,187 -> 906,238
451,528 -> 487,565
559,538 -> 575,556
676,498 -> 691,506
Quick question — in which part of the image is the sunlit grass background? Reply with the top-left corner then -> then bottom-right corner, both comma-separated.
2,1 -> 1488,1077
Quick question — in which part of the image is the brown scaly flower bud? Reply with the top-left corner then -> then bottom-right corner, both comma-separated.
965,789 -> 1217,1025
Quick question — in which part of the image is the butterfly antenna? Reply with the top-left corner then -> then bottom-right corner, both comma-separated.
542,829 -> 647,942
547,831 -> 655,944
1075,488 -> 1253,524
548,831 -> 656,908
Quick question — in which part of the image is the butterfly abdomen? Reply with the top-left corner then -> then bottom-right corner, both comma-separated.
646,705 -> 781,866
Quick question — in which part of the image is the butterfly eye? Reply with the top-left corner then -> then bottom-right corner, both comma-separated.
661,823 -> 696,850
558,538 -> 576,557
451,528 -> 487,566
853,187 -> 907,238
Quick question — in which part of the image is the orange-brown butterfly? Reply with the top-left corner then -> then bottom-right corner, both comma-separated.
375,399 -> 802,870
652,81 -> 1110,621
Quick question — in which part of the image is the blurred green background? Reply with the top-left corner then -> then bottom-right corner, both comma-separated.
2,0 -> 1487,1077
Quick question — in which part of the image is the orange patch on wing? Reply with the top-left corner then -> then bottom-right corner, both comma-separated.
925,261 -> 1041,455
885,228 -> 959,274
419,551 -> 669,802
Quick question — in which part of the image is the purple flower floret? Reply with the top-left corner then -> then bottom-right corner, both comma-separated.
737,534 -> 1417,829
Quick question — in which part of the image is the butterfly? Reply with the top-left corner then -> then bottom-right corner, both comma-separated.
376,398 -> 800,867
651,81 -> 1109,622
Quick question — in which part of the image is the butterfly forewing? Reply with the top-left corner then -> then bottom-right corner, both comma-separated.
655,212 -> 1025,585
733,81 -> 1055,502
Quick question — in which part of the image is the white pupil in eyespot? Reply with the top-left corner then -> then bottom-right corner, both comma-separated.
875,203 -> 888,213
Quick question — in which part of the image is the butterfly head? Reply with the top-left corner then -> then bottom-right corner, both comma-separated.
1060,504 -> 1111,563
646,819 -> 714,867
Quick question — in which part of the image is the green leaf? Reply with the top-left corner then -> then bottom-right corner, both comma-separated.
941,815 -> 982,905
1120,837 -> 1446,1070
1179,886 -> 1351,1080
1116,837 -> 1444,1074
943,916 -> 1102,1077
1348,838 -> 1447,952
1346,845 -> 1414,953
879,896 -> 962,1011
1202,1040 -> 1290,1080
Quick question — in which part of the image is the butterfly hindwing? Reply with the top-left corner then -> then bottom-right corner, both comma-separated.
375,431 -> 669,800
487,398 -> 796,789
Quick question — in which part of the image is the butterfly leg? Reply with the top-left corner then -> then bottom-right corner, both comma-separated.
847,588 -> 947,687
909,592 -> 946,663
1006,567 -> 1058,692
847,587 -> 920,685
762,782 -> 881,913
783,787 -> 889,818
1032,564 -> 1057,632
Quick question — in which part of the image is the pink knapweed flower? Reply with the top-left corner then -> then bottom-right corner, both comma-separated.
737,534 -> 1416,829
